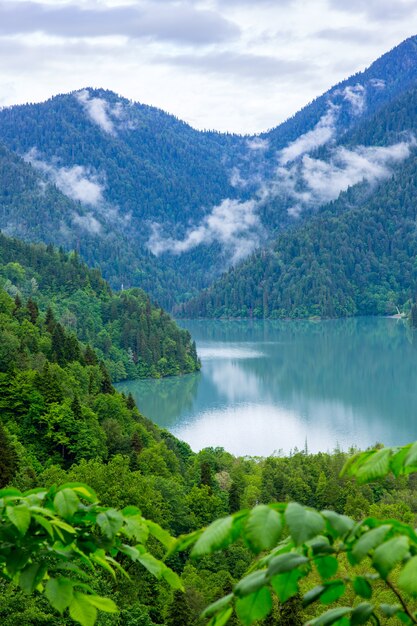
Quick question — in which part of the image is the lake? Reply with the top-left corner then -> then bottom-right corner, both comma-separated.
116,318 -> 417,457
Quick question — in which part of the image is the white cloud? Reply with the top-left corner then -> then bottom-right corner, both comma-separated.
247,137 -> 269,151
340,84 -> 366,115
72,212 -> 102,235
76,89 -> 119,135
281,140 -> 414,216
369,78 -> 386,89
279,103 -> 339,165
25,148 -> 104,206
148,198 -> 262,263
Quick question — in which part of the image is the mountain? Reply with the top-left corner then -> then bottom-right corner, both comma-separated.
1,37 -> 417,309
180,83 -> 417,318
0,233 -> 200,380
0,91 -> 242,307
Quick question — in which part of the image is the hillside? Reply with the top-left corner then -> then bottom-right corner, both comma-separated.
2,278 -> 417,625
0,233 -> 200,380
1,37 -> 417,309
180,84 -> 417,319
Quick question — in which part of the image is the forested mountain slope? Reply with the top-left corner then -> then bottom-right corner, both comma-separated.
0,233 -> 199,380
180,85 -> 417,319
1,37 -> 417,308
2,279 -> 417,625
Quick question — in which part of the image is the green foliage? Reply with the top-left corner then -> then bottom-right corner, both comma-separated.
174,441 -> 417,626
0,483 -> 180,626
0,233 -> 200,381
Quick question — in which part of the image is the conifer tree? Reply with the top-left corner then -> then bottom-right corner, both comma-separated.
165,590 -> 194,626
71,395 -> 83,421
0,422 -> 18,488
228,481 -> 241,513
127,393 -> 136,410
26,297 -> 39,324
45,306 -> 56,333
51,323 -> 67,365
99,362 -> 114,394
84,344 -> 98,365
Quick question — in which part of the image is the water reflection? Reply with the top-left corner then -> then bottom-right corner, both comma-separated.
116,318 -> 417,456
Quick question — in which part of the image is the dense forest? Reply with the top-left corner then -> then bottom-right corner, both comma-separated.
2,266 -> 417,624
0,233 -> 200,380
179,83 -> 417,319
2,37 -> 417,309
4,33 -> 417,626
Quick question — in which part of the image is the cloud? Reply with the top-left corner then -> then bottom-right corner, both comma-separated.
315,26 -> 385,44
0,1 -> 239,46
247,137 -> 269,151
369,78 -> 386,89
25,148 -> 104,206
155,50 -> 310,80
76,89 -> 118,135
278,81 -> 371,166
279,140 -> 414,216
279,103 -> 339,165
148,198 -> 262,263
328,0 -> 417,21
339,84 -> 366,116
71,212 -> 102,235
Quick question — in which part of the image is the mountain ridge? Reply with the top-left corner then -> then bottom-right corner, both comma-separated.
1,35 -> 417,310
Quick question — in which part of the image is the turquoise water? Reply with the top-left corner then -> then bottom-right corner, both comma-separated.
116,318 -> 417,456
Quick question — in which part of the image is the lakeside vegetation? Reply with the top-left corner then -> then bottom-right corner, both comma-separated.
0,233 -> 200,381
1,270 -> 417,624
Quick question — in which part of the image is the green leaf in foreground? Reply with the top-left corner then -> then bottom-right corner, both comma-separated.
84,595 -> 118,613
96,509 -> 123,539
351,525 -> 391,563
316,555 -> 338,580
354,448 -> 392,483
191,516 -> 235,557
244,505 -> 282,552
202,594 -> 233,618
69,592 -> 97,626
350,602 -> 374,625
271,569 -> 301,603
6,503 -> 31,535
208,607 -> 233,626
54,489 -> 80,520
234,570 -> 268,597
307,607 -> 352,625
285,503 -> 325,546
236,588 -> 272,626
45,578 -> 74,614
397,555 -> 417,597
267,552 -> 309,576
353,576 -> 372,599
19,563 -> 46,594
372,535 -> 409,578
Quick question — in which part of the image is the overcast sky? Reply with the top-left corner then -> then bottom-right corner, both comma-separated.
1,0 -> 417,134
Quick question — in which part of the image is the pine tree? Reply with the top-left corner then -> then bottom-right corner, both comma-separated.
127,393 -> 136,410
51,323 -> 67,365
26,297 -> 39,324
200,460 -> 213,488
131,431 -> 143,453
0,422 -> 18,488
228,481 -> 241,513
99,362 -> 114,394
45,306 -> 56,333
165,590 -> 194,626
71,395 -> 83,421
84,344 -> 98,365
